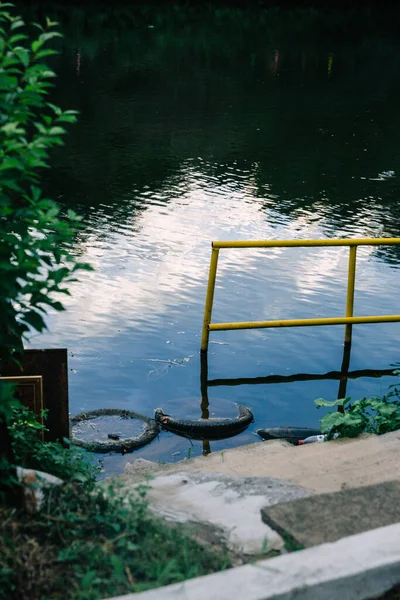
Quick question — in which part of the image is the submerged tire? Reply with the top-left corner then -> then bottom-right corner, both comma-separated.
70,408 -> 160,453
154,403 -> 254,441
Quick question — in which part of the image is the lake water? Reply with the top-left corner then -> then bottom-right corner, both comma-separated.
26,4 -> 400,475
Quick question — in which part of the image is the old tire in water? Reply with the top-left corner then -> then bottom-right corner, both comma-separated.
154,403 -> 254,441
70,408 -> 160,453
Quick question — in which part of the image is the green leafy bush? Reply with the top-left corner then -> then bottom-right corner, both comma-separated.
9,406 -> 98,485
0,480 -> 230,600
0,1 -> 93,500
315,372 -> 400,438
0,3 -> 92,361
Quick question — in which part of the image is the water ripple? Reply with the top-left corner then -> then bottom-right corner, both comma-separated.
35,16 -> 400,473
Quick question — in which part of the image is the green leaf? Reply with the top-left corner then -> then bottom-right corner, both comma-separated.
56,288 -> 71,296
339,413 -> 364,428
81,570 -> 97,590
34,48 -> 57,60
73,472 -> 88,483
368,398 -> 386,411
41,69 -> 56,79
314,397 -> 348,409
34,121 -> 48,134
45,206 -> 60,219
57,114 -> 78,124
38,31 -> 62,45
50,267 -> 70,284
14,47 -> 29,67
45,17 -> 59,28
110,555 -> 125,581
49,301 -> 65,312
0,157 -> 24,171
22,310 -> 46,333
1,121 -> 25,135
376,403 -> 398,417
47,102 -> 61,116
320,411 -> 347,433
48,126 -> 65,136
72,262 -> 94,273
31,39 -> 43,54
10,19 -> 24,31
0,384 -> 21,422
30,185 -> 42,202
8,34 -> 28,45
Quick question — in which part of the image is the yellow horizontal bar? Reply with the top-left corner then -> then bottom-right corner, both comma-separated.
209,315 -> 400,331
212,237 -> 400,249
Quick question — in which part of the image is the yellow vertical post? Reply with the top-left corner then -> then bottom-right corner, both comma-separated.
344,245 -> 357,345
201,246 -> 220,352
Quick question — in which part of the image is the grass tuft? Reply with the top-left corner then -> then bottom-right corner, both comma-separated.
0,480 -> 230,600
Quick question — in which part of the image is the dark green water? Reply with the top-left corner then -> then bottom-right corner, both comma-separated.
27,4 -> 400,474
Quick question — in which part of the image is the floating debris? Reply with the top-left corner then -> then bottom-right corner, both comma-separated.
369,170 -> 395,181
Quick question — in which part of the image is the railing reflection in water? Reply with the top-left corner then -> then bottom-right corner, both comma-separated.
198,345 -> 397,455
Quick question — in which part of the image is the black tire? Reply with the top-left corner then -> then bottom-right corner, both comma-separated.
70,408 -> 160,453
154,404 -> 254,440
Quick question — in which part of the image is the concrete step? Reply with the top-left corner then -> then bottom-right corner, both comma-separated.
135,471 -> 311,557
104,522 -> 400,600
261,480 -> 400,548
122,430 -> 400,495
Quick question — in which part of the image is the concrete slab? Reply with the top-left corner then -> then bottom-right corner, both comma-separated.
261,480 -> 400,549
120,430 -> 400,494
104,522 -> 400,600
137,471 -> 310,556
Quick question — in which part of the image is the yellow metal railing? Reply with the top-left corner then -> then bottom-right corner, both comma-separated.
201,238 -> 400,352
